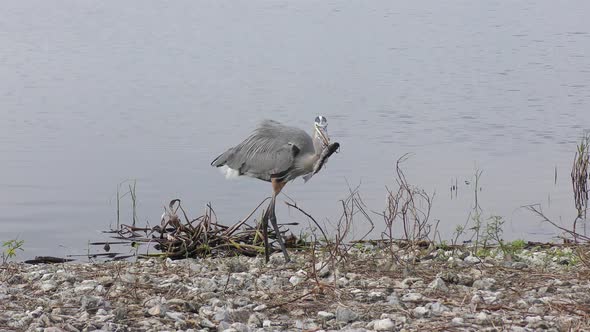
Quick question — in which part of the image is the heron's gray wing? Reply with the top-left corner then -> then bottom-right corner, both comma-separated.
211,120 -> 313,182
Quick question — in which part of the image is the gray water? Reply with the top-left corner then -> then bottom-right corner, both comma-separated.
2,0 -> 590,259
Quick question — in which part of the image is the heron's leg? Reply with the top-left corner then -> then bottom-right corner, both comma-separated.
269,180 -> 291,263
261,206 -> 270,262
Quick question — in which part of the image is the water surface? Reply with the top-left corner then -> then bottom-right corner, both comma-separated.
2,0 -> 590,259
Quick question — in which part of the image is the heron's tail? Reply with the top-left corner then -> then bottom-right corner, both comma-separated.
211,148 -> 234,167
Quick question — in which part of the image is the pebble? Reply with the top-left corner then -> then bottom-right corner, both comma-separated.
372,318 -> 396,331
401,292 -> 424,302
464,255 -> 482,264
473,278 -> 496,290
335,306 -> 359,323
317,311 -> 335,320
413,306 -> 429,318
428,277 -> 449,292
1,249 -> 587,331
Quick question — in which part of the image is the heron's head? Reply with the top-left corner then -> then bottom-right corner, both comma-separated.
313,115 -> 330,148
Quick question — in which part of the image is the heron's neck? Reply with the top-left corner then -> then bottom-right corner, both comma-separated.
313,136 -> 324,156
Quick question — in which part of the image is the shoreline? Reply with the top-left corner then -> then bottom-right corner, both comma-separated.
1,244 -> 589,331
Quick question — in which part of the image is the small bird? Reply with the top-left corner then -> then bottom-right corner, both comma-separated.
211,116 -> 339,262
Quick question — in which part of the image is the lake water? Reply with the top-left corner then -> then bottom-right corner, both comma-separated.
2,0 -> 590,260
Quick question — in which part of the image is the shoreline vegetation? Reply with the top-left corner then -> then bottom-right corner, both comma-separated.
1,135 -> 589,331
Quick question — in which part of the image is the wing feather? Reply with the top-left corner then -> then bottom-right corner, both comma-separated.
211,120 -> 313,182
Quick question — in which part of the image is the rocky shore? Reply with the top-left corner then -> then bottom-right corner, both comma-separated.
1,244 -> 589,331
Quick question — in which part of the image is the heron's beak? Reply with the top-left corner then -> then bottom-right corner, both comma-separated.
315,124 -> 330,148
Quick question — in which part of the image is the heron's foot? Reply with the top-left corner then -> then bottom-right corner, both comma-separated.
269,213 -> 291,263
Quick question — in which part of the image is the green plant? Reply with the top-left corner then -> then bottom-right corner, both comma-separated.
2,239 -> 24,264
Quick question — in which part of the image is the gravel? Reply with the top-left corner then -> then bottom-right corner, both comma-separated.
1,246 -> 589,331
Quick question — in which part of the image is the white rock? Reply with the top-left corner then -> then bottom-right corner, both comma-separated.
429,302 -> 450,315
373,318 -> 396,331
74,280 -> 99,293
28,306 -> 43,318
401,292 -> 423,302
253,304 -> 267,312
317,311 -> 335,320
464,255 -> 482,264
335,306 -> 359,323
428,278 -> 448,292
289,276 -> 304,286
386,293 -> 400,305
473,278 -> 496,290
476,312 -> 488,323
413,306 -> 429,318
166,311 -> 185,321
451,317 -> 464,325
314,262 -> 330,278
40,281 -> 57,292
148,304 -> 165,317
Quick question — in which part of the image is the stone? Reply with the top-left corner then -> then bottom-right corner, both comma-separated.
74,280 -> 99,293
429,302 -> 450,315
247,313 -> 263,327
148,304 -> 165,317
452,317 -> 464,325
295,319 -> 319,330
464,255 -> 482,264
387,293 -> 400,305
428,277 -> 449,292
40,281 -> 57,292
401,292 -> 424,302
413,306 -> 429,318
476,312 -> 488,323
373,318 -> 396,331
28,306 -> 43,318
336,306 -> 359,323
473,278 -> 496,290
318,311 -> 335,320
289,276 -> 304,286
314,262 -> 331,278
253,304 -> 267,312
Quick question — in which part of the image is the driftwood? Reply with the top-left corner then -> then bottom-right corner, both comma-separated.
107,199 -> 299,260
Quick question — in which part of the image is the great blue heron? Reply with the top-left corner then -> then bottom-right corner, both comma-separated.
211,116 -> 339,262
